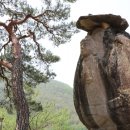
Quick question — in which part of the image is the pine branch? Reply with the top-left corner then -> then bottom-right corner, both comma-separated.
8,12 -> 53,33
0,21 -> 7,28
18,34 -> 31,40
0,38 -> 11,52
0,1 -> 25,16
33,10 -> 53,19
0,66 -> 12,100
28,30 -> 44,61
0,60 -> 12,70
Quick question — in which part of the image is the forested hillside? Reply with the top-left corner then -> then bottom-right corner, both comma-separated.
0,81 -> 86,130
35,80 -> 86,129
35,80 -> 73,109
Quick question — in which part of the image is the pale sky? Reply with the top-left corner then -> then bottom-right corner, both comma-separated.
29,0 -> 130,87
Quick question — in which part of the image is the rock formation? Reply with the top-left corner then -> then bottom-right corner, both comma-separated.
74,14 -> 130,130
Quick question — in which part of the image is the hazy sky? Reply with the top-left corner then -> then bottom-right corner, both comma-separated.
52,0 -> 130,87
29,0 -> 130,87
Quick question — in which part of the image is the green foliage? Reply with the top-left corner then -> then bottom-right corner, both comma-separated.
0,103 -> 86,130
24,84 -> 43,112
0,107 -> 16,130
0,82 -> 43,113
30,103 -> 71,130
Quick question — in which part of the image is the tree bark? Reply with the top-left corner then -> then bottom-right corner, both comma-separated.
11,33 -> 29,130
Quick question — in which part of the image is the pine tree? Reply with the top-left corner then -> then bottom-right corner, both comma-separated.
0,0 -> 77,130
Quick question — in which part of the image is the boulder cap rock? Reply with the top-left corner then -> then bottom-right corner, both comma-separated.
76,14 -> 129,32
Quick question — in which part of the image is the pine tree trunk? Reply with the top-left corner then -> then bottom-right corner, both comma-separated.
11,33 -> 29,130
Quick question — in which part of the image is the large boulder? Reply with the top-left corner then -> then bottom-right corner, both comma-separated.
74,14 -> 130,130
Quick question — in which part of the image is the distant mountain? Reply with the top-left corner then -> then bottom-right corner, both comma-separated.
34,80 -> 85,128
35,80 -> 73,109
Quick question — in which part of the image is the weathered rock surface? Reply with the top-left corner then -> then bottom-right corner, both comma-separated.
76,14 -> 129,33
74,14 -> 130,130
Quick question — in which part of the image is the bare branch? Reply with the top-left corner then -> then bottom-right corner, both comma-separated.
0,60 -> 12,70
0,21 -> 7,28
18,34 -> 31,40
0,38 -> 11,52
